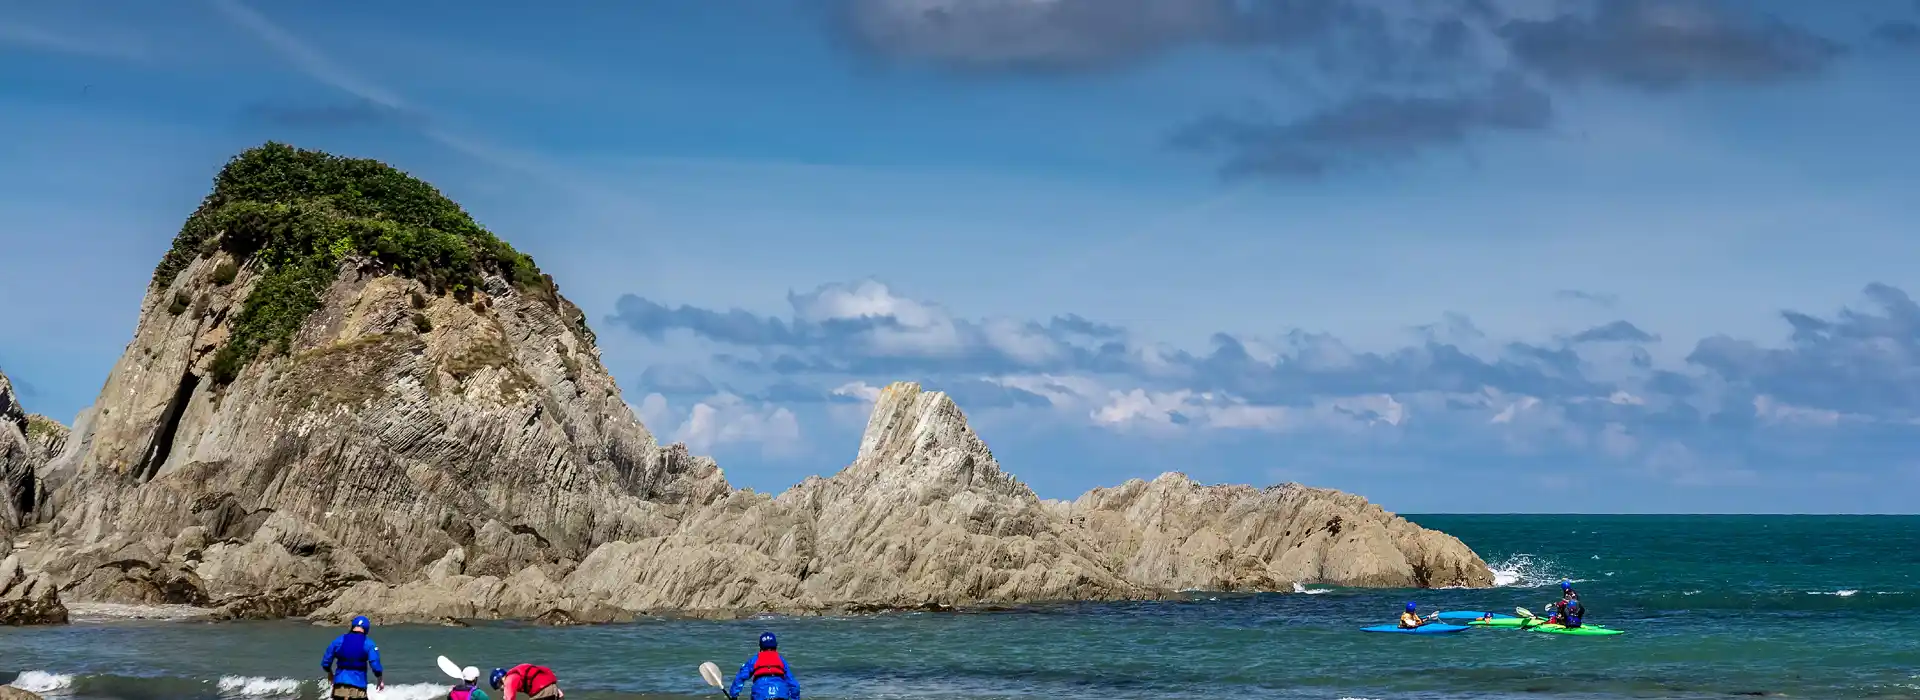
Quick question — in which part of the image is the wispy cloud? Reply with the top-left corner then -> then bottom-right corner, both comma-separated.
241,98 -> 423,128
200,0 -> 635,203
1555,289 -> 1620,307
0,20 -> 149,61
830,0 -> 1852,180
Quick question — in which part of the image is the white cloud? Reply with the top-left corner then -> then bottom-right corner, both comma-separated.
831,381 -> 883,402
1752,395 -> 1842,427
637,392 -> 803,457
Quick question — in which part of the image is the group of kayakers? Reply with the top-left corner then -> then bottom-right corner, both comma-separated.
320,616 -> 802,700
1398,580 -> 1589,629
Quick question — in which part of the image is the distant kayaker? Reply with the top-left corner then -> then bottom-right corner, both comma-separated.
490,664 -> 563,699
728,632 -> 801,700
320,616 -> 384,699
1399,602 -> 1437,629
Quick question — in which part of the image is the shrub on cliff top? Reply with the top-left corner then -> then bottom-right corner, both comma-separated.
150,142 -> 574,384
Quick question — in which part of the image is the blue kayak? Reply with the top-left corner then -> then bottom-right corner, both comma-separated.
1436,611 -> 1516,622
1360,624 -> 1470,634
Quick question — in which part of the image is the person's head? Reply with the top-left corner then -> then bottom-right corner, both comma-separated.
463,667 -> 481,684
350,616 -> 370,633
1405,602 -> 1417,613
759,632 -> 778,650
490,668 -> 507,690
1561,580 -> 1573,594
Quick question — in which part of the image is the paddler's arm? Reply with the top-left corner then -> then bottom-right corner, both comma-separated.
320,637 -> 339,681
365,637 -> 384,689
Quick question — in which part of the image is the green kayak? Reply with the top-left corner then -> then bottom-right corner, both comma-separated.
1468,618 -> 1623,635
1466,617 -> 1531,628
1527,623 -> 1623,636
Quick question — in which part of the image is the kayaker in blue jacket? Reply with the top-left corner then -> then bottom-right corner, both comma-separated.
728,632 -> 799,700
321,615 -> 384,699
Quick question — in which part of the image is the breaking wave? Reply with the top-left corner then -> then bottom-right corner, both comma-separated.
7,671 -> 73,693
1485,553 -> 1575,588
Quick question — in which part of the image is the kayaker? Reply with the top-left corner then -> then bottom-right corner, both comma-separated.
1541,581 -> 1585,626
320,616 -> 384,699
490,664 -> 563,699
450,666 -> 490,700
1548,594 -> 1588,628
728,632 -> 800,700
1398,602 -> 1437,629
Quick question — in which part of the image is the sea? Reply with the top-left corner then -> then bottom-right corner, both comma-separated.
4,515 -> 1918,699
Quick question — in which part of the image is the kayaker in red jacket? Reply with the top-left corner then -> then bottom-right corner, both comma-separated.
489,664 -> 562,700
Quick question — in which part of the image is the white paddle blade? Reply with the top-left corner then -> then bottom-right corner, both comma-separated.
700,661 -> 725,689
1515,606 -> 1535,618
437,655 -> 465,680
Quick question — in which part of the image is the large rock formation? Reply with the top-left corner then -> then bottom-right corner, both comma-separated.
1,371 -> 68,625
2,372 -> 50,550
22,143 -> 1491,624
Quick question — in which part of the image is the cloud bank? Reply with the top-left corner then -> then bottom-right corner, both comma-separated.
609,279 -> 1920,489
829,0 -> 1849,178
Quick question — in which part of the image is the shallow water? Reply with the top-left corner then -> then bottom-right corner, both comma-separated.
5,515 -> 1919,699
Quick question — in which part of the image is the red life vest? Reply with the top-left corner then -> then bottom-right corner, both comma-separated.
510,664 -> 558,694
749,651 -> 787,679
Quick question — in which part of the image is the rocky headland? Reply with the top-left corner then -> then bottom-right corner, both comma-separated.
1,143 -> 1491,626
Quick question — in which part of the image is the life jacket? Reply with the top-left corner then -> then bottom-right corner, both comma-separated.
510,664 -> 557,694
1564,600 -> 1585,626
448,682 -> 474,700
749,651 -> 787,679
334,633 -> 371,672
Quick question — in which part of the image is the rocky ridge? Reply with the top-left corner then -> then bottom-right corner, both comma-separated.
0,370 -> 67,625
8,143 -> 1492,625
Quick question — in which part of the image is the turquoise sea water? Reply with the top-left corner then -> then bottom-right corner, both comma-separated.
5,515 -> 1918,699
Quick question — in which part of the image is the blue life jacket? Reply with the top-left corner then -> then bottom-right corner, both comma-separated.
334,632 -> 371,671
1563,600 -> 1585,627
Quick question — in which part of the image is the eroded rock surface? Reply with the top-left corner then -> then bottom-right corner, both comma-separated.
21,144 -> 1491,624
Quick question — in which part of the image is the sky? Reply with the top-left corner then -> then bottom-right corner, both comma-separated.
3,0 -> 1920,514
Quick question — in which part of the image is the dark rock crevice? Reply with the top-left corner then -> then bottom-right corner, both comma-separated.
138,371 -> 199,483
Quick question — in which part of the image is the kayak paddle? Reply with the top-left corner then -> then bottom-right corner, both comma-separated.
437,656 -> 465,680
1515,607 -> 1542,628
700,661 -> 726,697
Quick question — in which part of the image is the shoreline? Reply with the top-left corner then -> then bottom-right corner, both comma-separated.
41,574 -> 1542,627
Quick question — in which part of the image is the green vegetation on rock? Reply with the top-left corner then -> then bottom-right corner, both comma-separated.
150,142 -> 583,385
24,414 -> 65,441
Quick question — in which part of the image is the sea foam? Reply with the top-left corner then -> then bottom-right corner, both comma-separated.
7,671 -> 73,693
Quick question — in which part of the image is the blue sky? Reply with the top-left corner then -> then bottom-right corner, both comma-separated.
4,1 -> 1920,513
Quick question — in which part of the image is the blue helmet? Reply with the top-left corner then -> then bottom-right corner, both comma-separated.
1561,580 -> 1573,592
490,668 -> 507,690
759,631 -> 777,650
350,615 -> 370,631
1405,602 -> 1417,612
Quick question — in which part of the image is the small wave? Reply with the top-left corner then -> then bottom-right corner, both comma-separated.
7,671 -> 74,693
1292,582 -> 1332,595
1806,589 -> 1859,597
1682,590 -> 1703,596
371,683 -> 458,700
1486,553 -> 1571,588
218,676 -> 304,697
